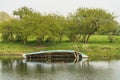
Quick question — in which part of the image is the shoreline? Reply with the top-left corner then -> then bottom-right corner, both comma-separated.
0,54 -> 22,58
0,53 -> 120,60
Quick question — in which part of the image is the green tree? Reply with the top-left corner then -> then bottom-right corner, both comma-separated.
13,6 -> 33,19
115,25 -> 120,35
0,11 -> 13,41
30,13 -> 47,43
55,15 -> 67,42
0,19 -> 16,41
13,7 -> 35,44
0,11 -> 11,22
66,14 -> 80,42
43,14 -> 67,42
68,8 -> 118,43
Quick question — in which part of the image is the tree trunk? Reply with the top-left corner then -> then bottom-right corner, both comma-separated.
82,35 -> 87,43
59,34 -> 63,42
10,32 -> 14,41
86,34 -> 91,43
23,36 -> 27,44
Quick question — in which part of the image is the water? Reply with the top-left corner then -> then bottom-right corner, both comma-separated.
0,58 -> 120,80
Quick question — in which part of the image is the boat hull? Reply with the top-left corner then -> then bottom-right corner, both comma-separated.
23,50 -> 88,60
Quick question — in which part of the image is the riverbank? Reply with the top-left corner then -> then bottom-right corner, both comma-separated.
0,35 -> 120,58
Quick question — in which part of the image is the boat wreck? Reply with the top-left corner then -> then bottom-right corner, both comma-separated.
23,50 -> 88,60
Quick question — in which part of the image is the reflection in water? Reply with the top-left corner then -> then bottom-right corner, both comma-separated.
0,58 -> 120,80
24,58 -> 83,63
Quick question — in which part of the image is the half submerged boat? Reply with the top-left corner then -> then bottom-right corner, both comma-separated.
23,50 -> 88,60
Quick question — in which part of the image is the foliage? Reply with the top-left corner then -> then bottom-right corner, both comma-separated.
13,6 -> 33,19
0,11 -> 11,22
67,8 -> 118,43
65,14 -> 79,42
115,25 -> 120,35
0,7 -> 119,44
0,19 -> 16,41
107,34 -> 114,43
12,7 -> 68,43
44,14 -> 67,42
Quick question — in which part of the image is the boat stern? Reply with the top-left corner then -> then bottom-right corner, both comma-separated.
23,54 -> 27,59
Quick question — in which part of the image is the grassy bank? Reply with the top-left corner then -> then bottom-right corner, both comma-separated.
0,35 -> 120,57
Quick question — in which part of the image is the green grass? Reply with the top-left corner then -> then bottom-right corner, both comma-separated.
0,41 -> 44,54
0,35 -> 120,58
43,35 -> 120,56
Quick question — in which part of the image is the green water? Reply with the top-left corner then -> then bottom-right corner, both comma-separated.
0,58 -> 120,80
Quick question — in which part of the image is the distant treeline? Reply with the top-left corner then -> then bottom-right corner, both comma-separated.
0,7 -> 119,44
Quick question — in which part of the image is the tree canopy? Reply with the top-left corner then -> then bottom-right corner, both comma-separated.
0,7 -> 119,44
67,8 -> 118,43
0,11 -> 11,22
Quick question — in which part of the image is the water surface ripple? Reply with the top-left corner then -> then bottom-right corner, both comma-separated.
0,58 -> 120,80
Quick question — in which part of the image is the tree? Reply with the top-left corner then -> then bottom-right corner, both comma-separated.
13,7 -> 35,44
68,8 -> 118,43
66,14 -> 80,42
54,15 -> 67,42
115,25 -> 120,35
0,11 -> 11,22
13,6 -> 33,19
30,13 -> 47,43
0,11 -> 13,41
0,19 -> 15,41
42,14 -> 67,42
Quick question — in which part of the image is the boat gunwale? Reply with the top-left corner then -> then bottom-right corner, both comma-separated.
25,50 -> 76,56
23,50 -> 88,58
